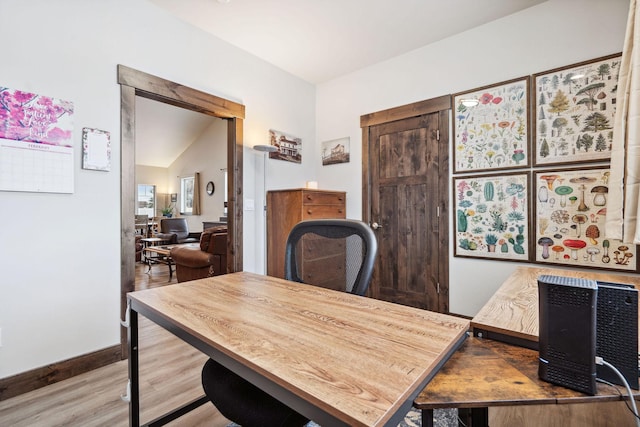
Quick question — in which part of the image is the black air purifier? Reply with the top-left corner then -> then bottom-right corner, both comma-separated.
596,281 -> 639,390
538,275 -> 598,395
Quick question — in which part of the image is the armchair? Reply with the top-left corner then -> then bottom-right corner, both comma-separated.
156,218 -> 200,244
170,226 -> 228,282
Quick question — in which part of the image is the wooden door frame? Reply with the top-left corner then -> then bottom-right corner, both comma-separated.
360,95 -> 451,312
118,65 -> 245,357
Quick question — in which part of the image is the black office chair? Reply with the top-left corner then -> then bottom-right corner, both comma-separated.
201,219 -> 378,427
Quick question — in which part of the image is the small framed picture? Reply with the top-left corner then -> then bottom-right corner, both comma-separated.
82,127 -> 111,171
453,171 -> 530,262
533,166 -> 638,271
268,129 -> 302,163
533,53 -> 622,166
452,77 -> 530,173
321,137 -> 350,165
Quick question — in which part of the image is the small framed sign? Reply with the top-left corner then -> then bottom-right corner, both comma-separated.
82,127 -> 111,171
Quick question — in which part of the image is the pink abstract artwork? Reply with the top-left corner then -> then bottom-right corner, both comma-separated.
0,88 -> 74,146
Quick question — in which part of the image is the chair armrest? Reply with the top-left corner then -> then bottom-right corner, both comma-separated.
188,231 -> 202,240
171,246 -> 218,268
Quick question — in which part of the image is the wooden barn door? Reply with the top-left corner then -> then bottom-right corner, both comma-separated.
361,96 -> 450,313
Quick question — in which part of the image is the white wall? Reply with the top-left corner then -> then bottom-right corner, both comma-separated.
167,118 -> 228,231
315,0 -> 631,316
0,0 -> 315,378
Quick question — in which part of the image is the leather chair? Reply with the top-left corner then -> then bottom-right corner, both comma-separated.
156,218 -> 200,244
170,226 -> 227,282
201,219 -> 378,426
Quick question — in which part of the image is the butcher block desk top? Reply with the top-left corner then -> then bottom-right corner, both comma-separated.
470,266 -> 640,345
127,272 -> 469,427
415,336 -> 640,409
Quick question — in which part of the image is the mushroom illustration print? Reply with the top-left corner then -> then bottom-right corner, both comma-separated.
551,245 -> 565,260
591,186 -> 608,206
602,239 -> 610,263
572,214 -> 588,238
538,237 -> 554,259
564,239 -> 587,260
585,224 -> 600,245
540,174 -> 560,190
554,186 -> 573,207
569,176 -> 597,211
614,246 -> 634,265
586,247 -> 600,262
535,168 -> 637,270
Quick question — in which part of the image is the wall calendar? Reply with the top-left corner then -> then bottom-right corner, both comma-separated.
0,87 -> 75,193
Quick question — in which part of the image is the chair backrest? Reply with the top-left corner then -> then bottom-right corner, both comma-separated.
134,214 -> 148,236
284,219 -> 378,296
135,214 -> 148,225
160,217 -> 189,239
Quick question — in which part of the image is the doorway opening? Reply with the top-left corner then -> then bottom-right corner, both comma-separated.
118,65 -> 245,357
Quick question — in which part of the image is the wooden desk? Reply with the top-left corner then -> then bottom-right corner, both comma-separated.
415,336 -> 640,427
127,272 -> 469,427
471,266 -> 640,348
416,266 -> 640,427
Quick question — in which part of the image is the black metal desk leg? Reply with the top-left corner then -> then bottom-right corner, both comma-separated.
422,409 -> 435,427
128,308 -> 140,427
471,407 -> 489,426
458,407 -> 489,427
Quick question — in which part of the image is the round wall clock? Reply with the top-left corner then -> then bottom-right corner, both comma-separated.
206,181 -> 215,195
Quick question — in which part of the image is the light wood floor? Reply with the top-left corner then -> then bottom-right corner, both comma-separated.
0,262 -> 231,427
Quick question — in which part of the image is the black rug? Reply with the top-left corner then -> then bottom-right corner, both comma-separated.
227,408 -> 458,426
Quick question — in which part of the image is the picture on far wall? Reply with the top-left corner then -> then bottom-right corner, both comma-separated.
533,53 -> 622,166
453,171 -> 530,262
533,166 -> 638,272
268,129 -> 302,164
452,77 -> 530,173
321,137 -> 350,166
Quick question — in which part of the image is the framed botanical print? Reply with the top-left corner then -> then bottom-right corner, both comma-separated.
454,172 -> 530,261
452,77 -> 530,173
533,53 -> 622,166
533,166 -> 638,271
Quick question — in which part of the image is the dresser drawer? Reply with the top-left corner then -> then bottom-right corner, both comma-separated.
300,254 -> 346,292
301,235 -> 346,259
303,205 -> 345,219
302,191 -> 345,206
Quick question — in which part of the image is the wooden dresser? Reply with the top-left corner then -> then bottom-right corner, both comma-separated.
266,188 -> 346,279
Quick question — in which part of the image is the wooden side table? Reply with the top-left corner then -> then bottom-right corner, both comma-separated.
415,337 -> 640,427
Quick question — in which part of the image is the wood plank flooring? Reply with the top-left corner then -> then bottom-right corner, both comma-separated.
0,262 -> 230,427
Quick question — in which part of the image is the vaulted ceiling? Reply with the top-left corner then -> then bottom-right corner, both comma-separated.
150,0 -> 546,84
138,0 -> 546,167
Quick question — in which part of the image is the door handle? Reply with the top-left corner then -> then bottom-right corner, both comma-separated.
371,222 -> 383,230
